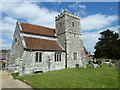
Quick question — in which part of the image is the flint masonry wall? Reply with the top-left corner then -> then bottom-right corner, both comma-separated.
10,23 -> 24,66
56,11 -> 86,68
7,23 -> 25,73
21,51 -> 66,75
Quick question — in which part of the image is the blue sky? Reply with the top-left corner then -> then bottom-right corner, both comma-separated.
1,2 -> 118,54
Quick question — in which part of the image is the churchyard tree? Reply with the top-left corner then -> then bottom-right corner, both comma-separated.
94,29 -> 120,60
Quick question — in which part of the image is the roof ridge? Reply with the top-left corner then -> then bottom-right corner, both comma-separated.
20,21 -> 55,30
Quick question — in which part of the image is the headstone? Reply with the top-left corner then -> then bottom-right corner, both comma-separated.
90,63 -> 94,68
93,64 -> 99,68
116,60 -> 120,70
98,60 -> 102,68
109,63 -> 113,67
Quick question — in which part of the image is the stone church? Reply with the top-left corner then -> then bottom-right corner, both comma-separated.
7,10 -> 88,75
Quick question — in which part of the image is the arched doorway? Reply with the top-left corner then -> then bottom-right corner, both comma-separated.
76,64 -> 79,68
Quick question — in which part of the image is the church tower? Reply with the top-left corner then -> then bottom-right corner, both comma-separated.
55,10 -> 86,68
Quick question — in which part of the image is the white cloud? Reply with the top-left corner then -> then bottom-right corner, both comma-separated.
75,10 -> 86,16
82,31 -> 100,54
1,43 -> 12,49
1,2 -> 60,40
0,38 -> 12,50
68,2 -> 86,9
78,5 -> 86,9
99,26 -> 119,33
81,14 -> 117,31
1,17 -> 16,39
2,2 -> 59,28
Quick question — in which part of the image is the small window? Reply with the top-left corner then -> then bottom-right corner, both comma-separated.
73,52 -> 77,60
55,53 -> 57,62
59,22 -> 61,27
55,52 -> 61,62
39,53 -> 42,62
35,52 -> 42,62
72,22 -> 74,27
15,38 -> 17,42
36,52 -> 38,62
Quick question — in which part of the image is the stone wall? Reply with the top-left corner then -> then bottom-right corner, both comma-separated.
10,24 -> 24,64
7,23 -> 25,73
56,11 -> 87,68
20,51 -> 66,75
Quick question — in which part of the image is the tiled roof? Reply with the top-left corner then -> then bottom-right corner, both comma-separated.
83,46 -> 88,54
23,36 -> 64,51
21,22 -> 56,37
88,53 -> 92,57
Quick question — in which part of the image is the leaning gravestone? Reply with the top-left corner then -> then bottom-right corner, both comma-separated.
109,63 -> 113,67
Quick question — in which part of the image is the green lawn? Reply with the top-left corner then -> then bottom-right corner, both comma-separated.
18,64 -> 118,88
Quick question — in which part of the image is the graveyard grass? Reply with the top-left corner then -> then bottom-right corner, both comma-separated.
18,64 -> 118,88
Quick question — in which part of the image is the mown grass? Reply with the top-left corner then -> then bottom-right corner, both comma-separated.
18,64 -> 118,88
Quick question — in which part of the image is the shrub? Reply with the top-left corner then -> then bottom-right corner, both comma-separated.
11,72 -> 19,79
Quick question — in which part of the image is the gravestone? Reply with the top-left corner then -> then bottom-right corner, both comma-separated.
109,63 -> 113,67
90,63 -> 94,68
116,60 -> 120,70
98,60 -> 102,68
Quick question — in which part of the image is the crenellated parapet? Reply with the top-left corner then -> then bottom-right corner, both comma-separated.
55,10 -> 80,21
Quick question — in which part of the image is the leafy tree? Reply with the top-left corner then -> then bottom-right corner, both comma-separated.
94,29 -> 120,59
0,49 -> 10,53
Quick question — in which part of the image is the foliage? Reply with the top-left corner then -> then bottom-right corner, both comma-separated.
94,29 -> 120,59
18,65 -> 118,88
11,72 -> 19,79
0,49 -> 10,53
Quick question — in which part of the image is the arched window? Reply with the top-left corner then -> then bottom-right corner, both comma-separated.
59,22 -> 61,27
15,38 -> 17,42
55,52 -> 61,62
73,52 -> 77,60
72,22 -> 74,27
35,52 -> 42,62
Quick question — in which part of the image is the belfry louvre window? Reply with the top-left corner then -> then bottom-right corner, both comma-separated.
59,22 -> 61,27
15,38 -> 17,42
35,52 -> 42,62
55,52 -> 61,62
72,22 -> 74,27
73,52 -> 77,60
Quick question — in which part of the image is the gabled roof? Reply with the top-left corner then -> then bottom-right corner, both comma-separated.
20,22 -> 56,37
88,52 -> 93,57
23,36 -> 64,51
83,46 -> 88,54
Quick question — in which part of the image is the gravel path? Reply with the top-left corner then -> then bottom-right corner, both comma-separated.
0,70 -> 32,89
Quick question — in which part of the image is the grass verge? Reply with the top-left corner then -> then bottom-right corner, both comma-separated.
18,64 -> 118,88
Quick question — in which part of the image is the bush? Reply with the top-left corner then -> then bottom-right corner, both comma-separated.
11,72 -> 19,79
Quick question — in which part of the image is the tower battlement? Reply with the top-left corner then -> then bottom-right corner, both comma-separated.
55,10 -> 80,20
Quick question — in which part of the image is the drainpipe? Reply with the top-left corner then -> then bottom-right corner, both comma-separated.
65,33 -> 67,69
